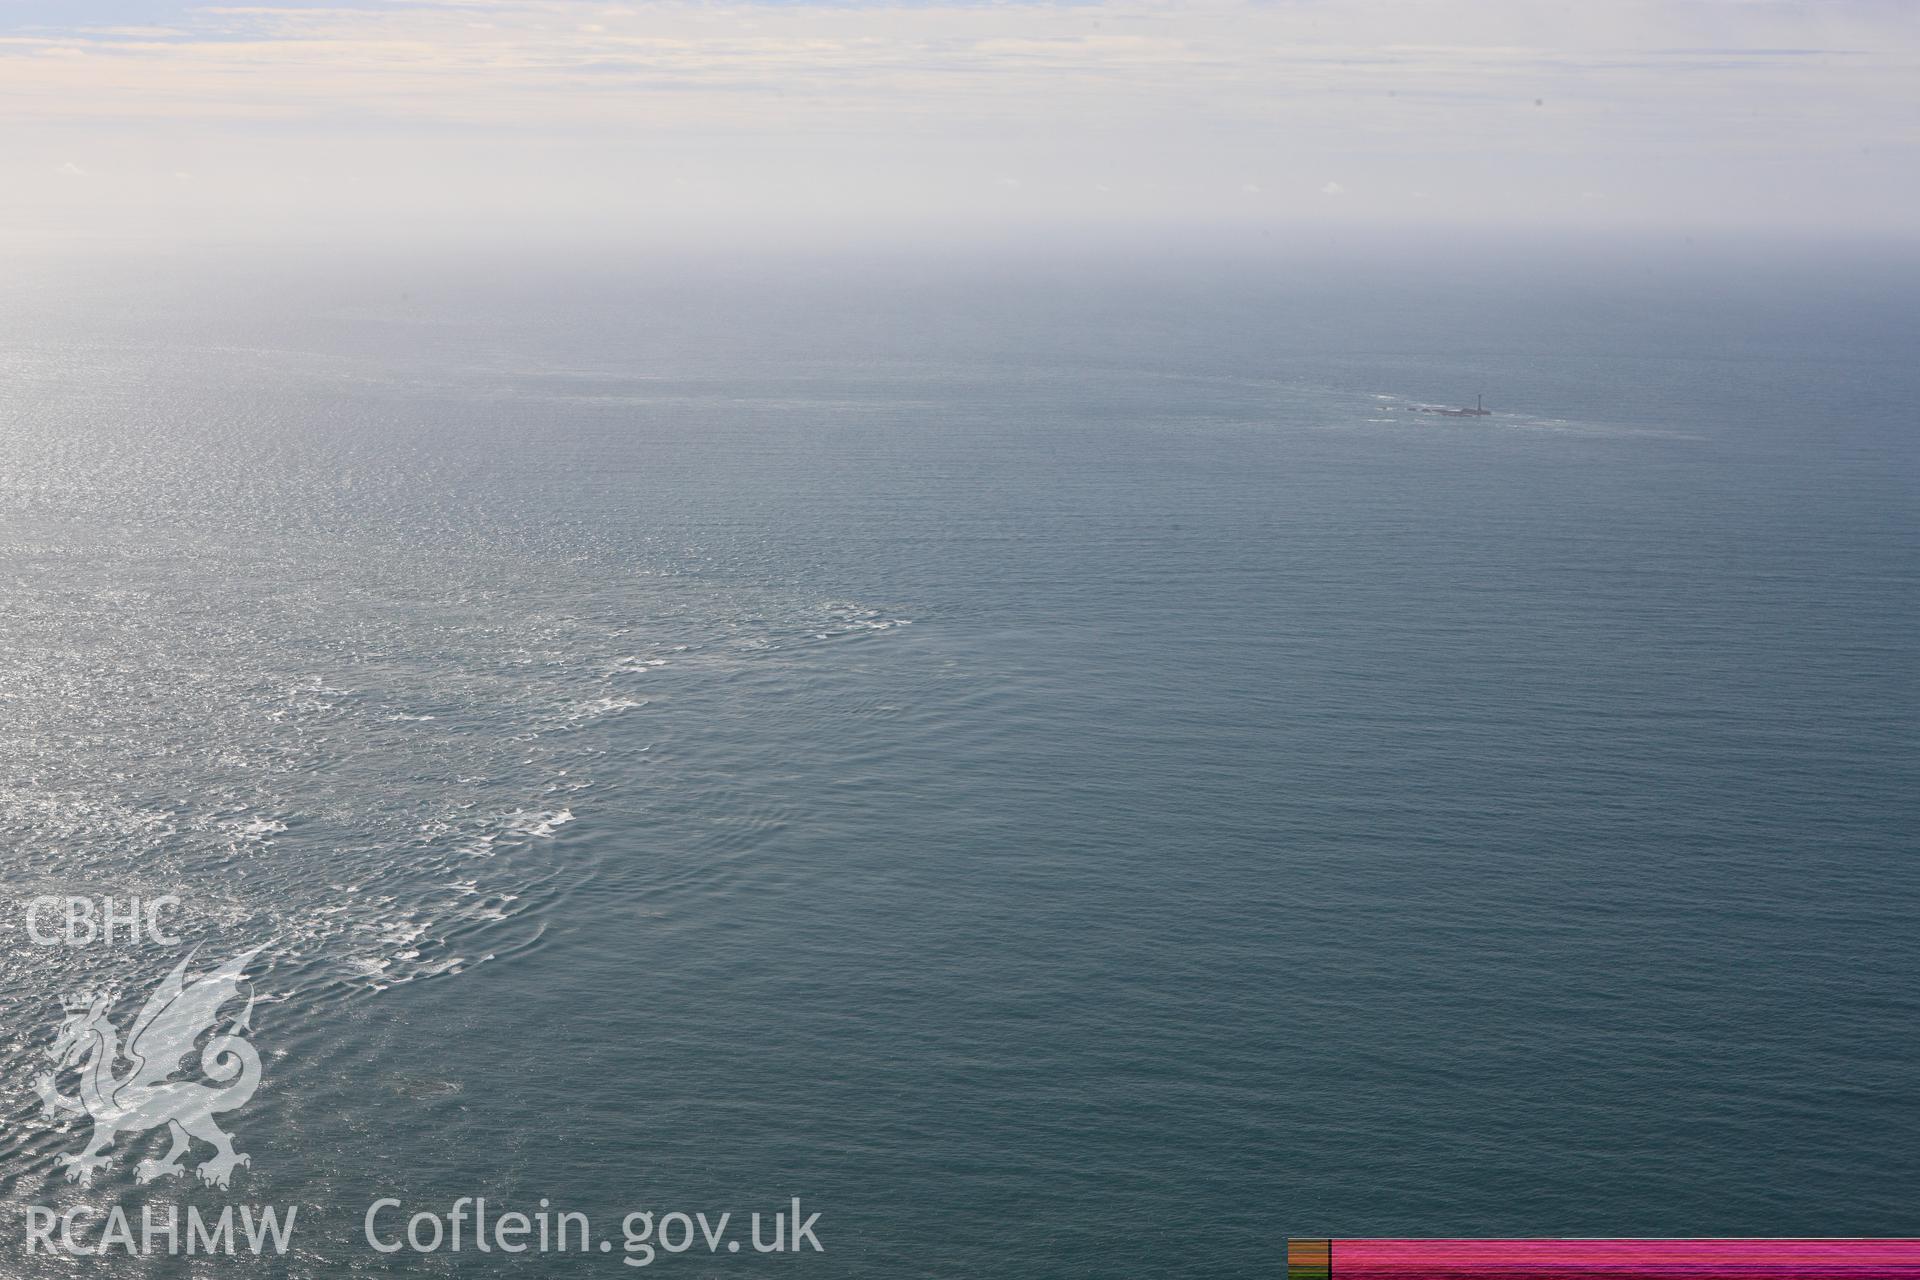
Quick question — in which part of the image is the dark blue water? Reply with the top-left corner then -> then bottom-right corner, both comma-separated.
1,238 -> 1915,1276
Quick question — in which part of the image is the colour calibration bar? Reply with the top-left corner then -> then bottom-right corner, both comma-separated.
1287,1239 -> 1920,1280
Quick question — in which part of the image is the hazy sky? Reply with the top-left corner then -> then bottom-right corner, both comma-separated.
2,0 -> 1915,246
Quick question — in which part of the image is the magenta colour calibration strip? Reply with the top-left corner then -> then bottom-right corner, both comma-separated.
1287,1239 -> 1920,1280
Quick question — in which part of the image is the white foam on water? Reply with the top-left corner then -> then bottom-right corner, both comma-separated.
573,695 -> 646,720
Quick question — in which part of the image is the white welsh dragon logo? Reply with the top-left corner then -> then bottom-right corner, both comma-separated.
34,946 -> 264,1189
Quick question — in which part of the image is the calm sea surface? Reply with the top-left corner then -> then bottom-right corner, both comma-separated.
1,240 -> 1915,1276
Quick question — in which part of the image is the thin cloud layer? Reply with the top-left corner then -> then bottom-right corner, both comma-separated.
1,0 -> 1914,244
